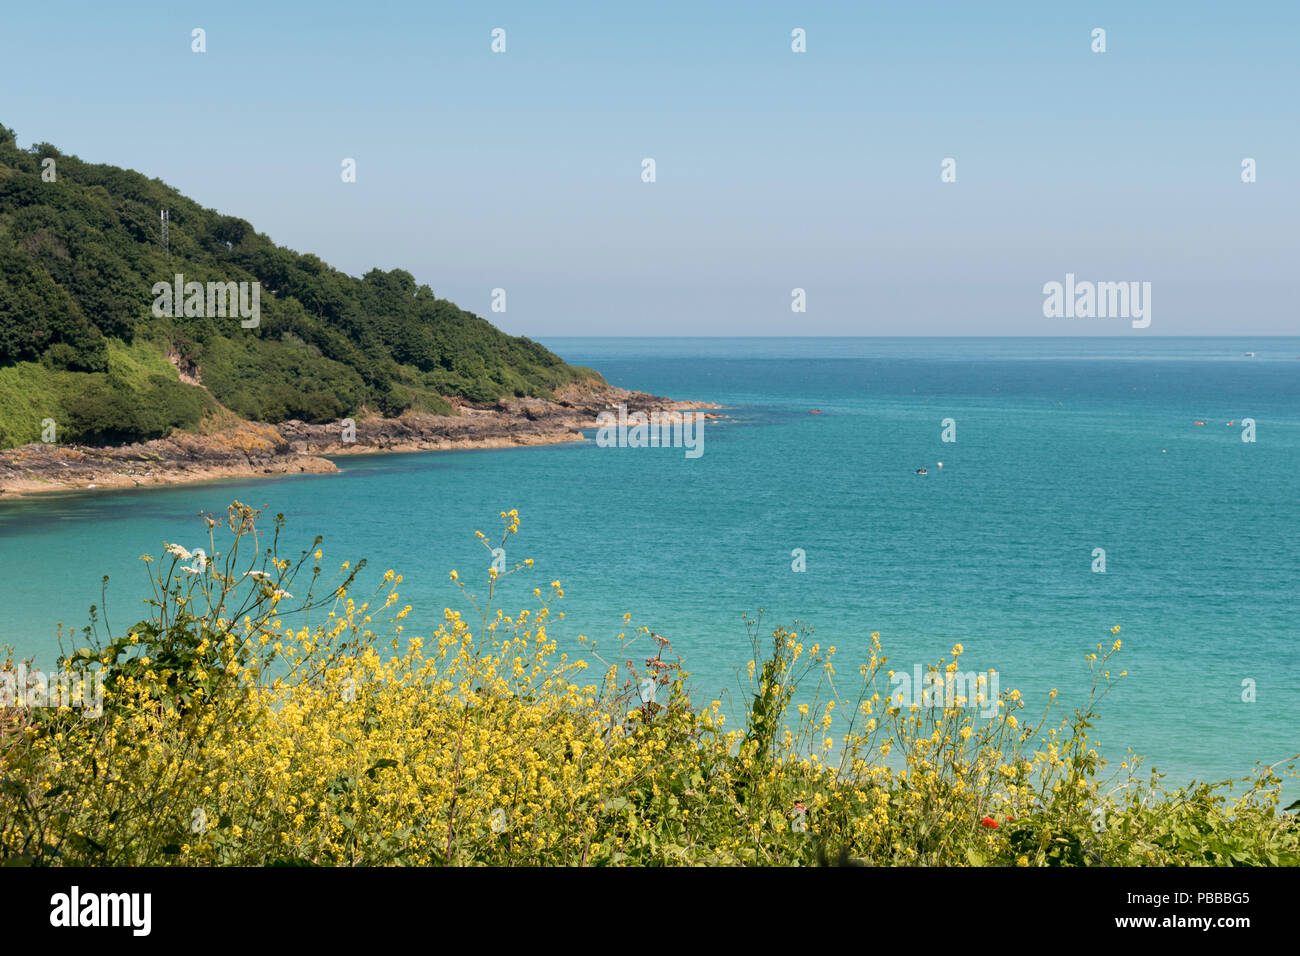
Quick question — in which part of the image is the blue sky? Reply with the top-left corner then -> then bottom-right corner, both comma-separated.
2,0 -> 1296,335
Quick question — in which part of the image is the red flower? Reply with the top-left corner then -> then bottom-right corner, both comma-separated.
1005,816 -> 1015,823
980,816 -> 999,829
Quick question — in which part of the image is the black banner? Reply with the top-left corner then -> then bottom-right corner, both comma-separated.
0,865 -> 1284,942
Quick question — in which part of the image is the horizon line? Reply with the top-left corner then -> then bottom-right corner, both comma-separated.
537,334 -> 1300,339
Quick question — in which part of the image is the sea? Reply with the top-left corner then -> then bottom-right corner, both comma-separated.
1,337 -> 1297,795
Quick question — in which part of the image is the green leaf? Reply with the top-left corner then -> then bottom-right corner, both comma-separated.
364,758 -> 399,779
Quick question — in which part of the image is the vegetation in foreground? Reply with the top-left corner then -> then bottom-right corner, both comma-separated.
1,505 -> 1296,866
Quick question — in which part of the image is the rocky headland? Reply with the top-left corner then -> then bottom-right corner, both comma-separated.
0,383 -> 719,497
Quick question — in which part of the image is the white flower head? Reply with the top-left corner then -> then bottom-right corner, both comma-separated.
638,677 -> 657,705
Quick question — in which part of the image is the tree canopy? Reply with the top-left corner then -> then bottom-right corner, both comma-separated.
0,123 -> 598,447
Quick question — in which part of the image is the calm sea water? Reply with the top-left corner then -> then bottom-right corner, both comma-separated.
2,338 -> 1297,793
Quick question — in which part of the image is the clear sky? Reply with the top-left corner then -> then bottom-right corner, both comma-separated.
2,0 -> 1296,335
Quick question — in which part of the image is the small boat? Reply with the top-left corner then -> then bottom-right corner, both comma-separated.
915,467 -> 928,475
1244,352 -> 1255,358
808,409 -> 822,414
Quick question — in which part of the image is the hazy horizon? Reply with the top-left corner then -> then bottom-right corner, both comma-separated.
539,334 -> 1300,339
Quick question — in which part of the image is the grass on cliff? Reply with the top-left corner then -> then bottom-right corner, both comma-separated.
0,338 -> 208,447
1,505 -> 1296,866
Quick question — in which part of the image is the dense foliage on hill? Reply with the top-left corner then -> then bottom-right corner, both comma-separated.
0,124 -> 596,448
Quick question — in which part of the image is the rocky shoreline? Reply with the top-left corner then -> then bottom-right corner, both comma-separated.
0,383 -> 720,498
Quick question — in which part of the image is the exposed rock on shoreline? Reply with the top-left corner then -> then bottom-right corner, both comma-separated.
0,384 -> 719,497
281,382 -> 718,456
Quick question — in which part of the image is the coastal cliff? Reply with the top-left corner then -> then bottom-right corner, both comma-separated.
0,123 -> 619,453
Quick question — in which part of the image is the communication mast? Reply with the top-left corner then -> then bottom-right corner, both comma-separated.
160,208 -> 169,256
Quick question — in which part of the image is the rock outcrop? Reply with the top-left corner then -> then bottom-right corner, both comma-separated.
0,384 -> 719,497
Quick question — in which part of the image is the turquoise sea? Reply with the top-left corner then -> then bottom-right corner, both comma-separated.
1,338 -> 1297,793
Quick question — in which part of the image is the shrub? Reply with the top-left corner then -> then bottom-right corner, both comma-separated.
62,374 -> 203,445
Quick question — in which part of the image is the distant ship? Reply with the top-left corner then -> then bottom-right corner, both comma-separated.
1244,351 -> 1255,358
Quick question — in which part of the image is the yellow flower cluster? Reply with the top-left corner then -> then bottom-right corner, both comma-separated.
3,505 -> 1294,867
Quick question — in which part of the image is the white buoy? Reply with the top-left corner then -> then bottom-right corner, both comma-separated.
937,462 -> 943,469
